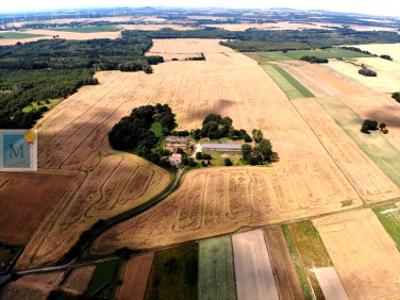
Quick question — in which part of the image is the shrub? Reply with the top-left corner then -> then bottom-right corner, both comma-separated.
392,92 -> 400,103
224,157 -> 233,166
359,67 -> 377,77
201,161 -> 208,167
196,152 -> 203,160
361,119 -> 378,134
300,55 -> 328,64
380,54 -> 393,61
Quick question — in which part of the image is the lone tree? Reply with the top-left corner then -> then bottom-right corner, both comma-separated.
361,119 -> 378,134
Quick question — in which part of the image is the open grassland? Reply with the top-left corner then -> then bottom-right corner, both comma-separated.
85,259 -> 123,299
264,226 -> 305,300
0,31 -> 47,39
314,209 -> 400,299
373,203 -> 400,246
327,58 -> 399,93
145,243 -> 198,300
317,96 -> 400,190
293,99 -> 400,203
0,170 -> 83,245
257,48 -> 370,62
285,221 -> 333,300
278,60 -> 375,97
262,64 -> 314,99
117,252 -> 154,300
232,229 -> 279,300
349,43 -> 400,62
198,236 -> 236,300
91,39 -> 362,254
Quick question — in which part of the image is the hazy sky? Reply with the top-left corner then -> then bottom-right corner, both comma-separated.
0,0 -> 399,17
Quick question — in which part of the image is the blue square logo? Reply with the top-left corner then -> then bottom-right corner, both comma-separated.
0,130 -> 37,172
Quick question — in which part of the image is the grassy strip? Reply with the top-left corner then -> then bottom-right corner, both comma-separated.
22,99 -> 62,113
0,32 -> 47,39
146,243 -> 199,300
258,48 -> 371,62
85,259 -> 122,299
52,25 -> 119,33
318,97 -> 400,186
262,64 -> 314,99
373,203 -> 400,247
284,221 -> 333,300
198,236 -> 236,300
282,224 -> 314,300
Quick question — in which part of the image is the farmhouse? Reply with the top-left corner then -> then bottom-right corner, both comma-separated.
165,136 -> 189,150
202,143 -> 242,152
169,153 -> 182,168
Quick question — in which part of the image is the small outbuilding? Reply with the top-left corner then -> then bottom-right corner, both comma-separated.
202,143 -> 242,152
169,153 -> 182,167
165,136 -> 189,151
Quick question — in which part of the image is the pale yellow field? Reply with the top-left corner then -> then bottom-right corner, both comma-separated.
348,43 -> 400,62
314,209 -> 400,299
119,24 -> 196,31
205,21 -> 335,31
327,58 -> 399,93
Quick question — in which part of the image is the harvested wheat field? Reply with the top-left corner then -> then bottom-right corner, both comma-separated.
278,60 -> 376,97
117,252 -> 154,300
90,39 -> 363,253
205,21 -> 335,31
349,43 -> 400,62
327,59 -> 399,93
59,265 -> 96,295
232,229 -> 279,300
0,170 -> 84,245
12,70 -> 172,269
264,226 -> 304,300
0,271 -> 64,300
336,94 -> 400,153
293,98 -> 400,203
314,209 -> 400,299
120,24 -> 196,31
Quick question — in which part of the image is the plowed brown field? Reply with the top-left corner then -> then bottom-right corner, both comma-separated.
89,39 -> 363,254
314,209 -> 400,300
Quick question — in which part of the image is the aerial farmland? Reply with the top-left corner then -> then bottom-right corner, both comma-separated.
1,4 -> 400,300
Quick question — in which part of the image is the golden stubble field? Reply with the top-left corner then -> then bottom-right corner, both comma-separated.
88,39 -> 370,254
314,209 -> 400,299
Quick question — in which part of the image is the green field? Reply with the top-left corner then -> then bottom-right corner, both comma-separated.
373,203 -> 400,247
0,32 -> 47,39
52,25 -> 119,33
85,259 -> 122,299
198,236 -> 236,300
257,48 -> 371,62
318,97 -> 400,187
284,221 -> 333,300
146,243 -> 199,300
262,64 -> 314,99
22,99 -> 62,113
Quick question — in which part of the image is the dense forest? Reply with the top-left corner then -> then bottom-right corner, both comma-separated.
0,33 -> 164,129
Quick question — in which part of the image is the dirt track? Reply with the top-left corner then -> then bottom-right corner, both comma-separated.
314,209 -> 400,299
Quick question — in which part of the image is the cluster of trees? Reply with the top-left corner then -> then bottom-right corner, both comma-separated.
339,46 -> 374,56
185,53 -> 206,61
191,113 -> 251,141
108,104 -> 177,167
380,54 -> 393,61
361,119 -> 388,134
359,67 -> 377,77
392,92 -> 400,103
241,130 -> 275,165
300,55 -> 329,63
0,69 -> 98,129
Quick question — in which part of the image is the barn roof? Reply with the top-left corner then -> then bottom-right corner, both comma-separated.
202,143 -> 242,150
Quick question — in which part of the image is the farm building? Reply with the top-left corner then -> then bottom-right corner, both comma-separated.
169,153 -> 182,168
202,143 -> 243,152
165,136 -> 189,150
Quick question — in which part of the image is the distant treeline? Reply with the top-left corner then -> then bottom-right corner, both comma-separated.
0,32 -> 164,129
126,28 -> 400,51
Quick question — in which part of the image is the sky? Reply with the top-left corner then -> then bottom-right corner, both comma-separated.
0,0 -> 399,17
